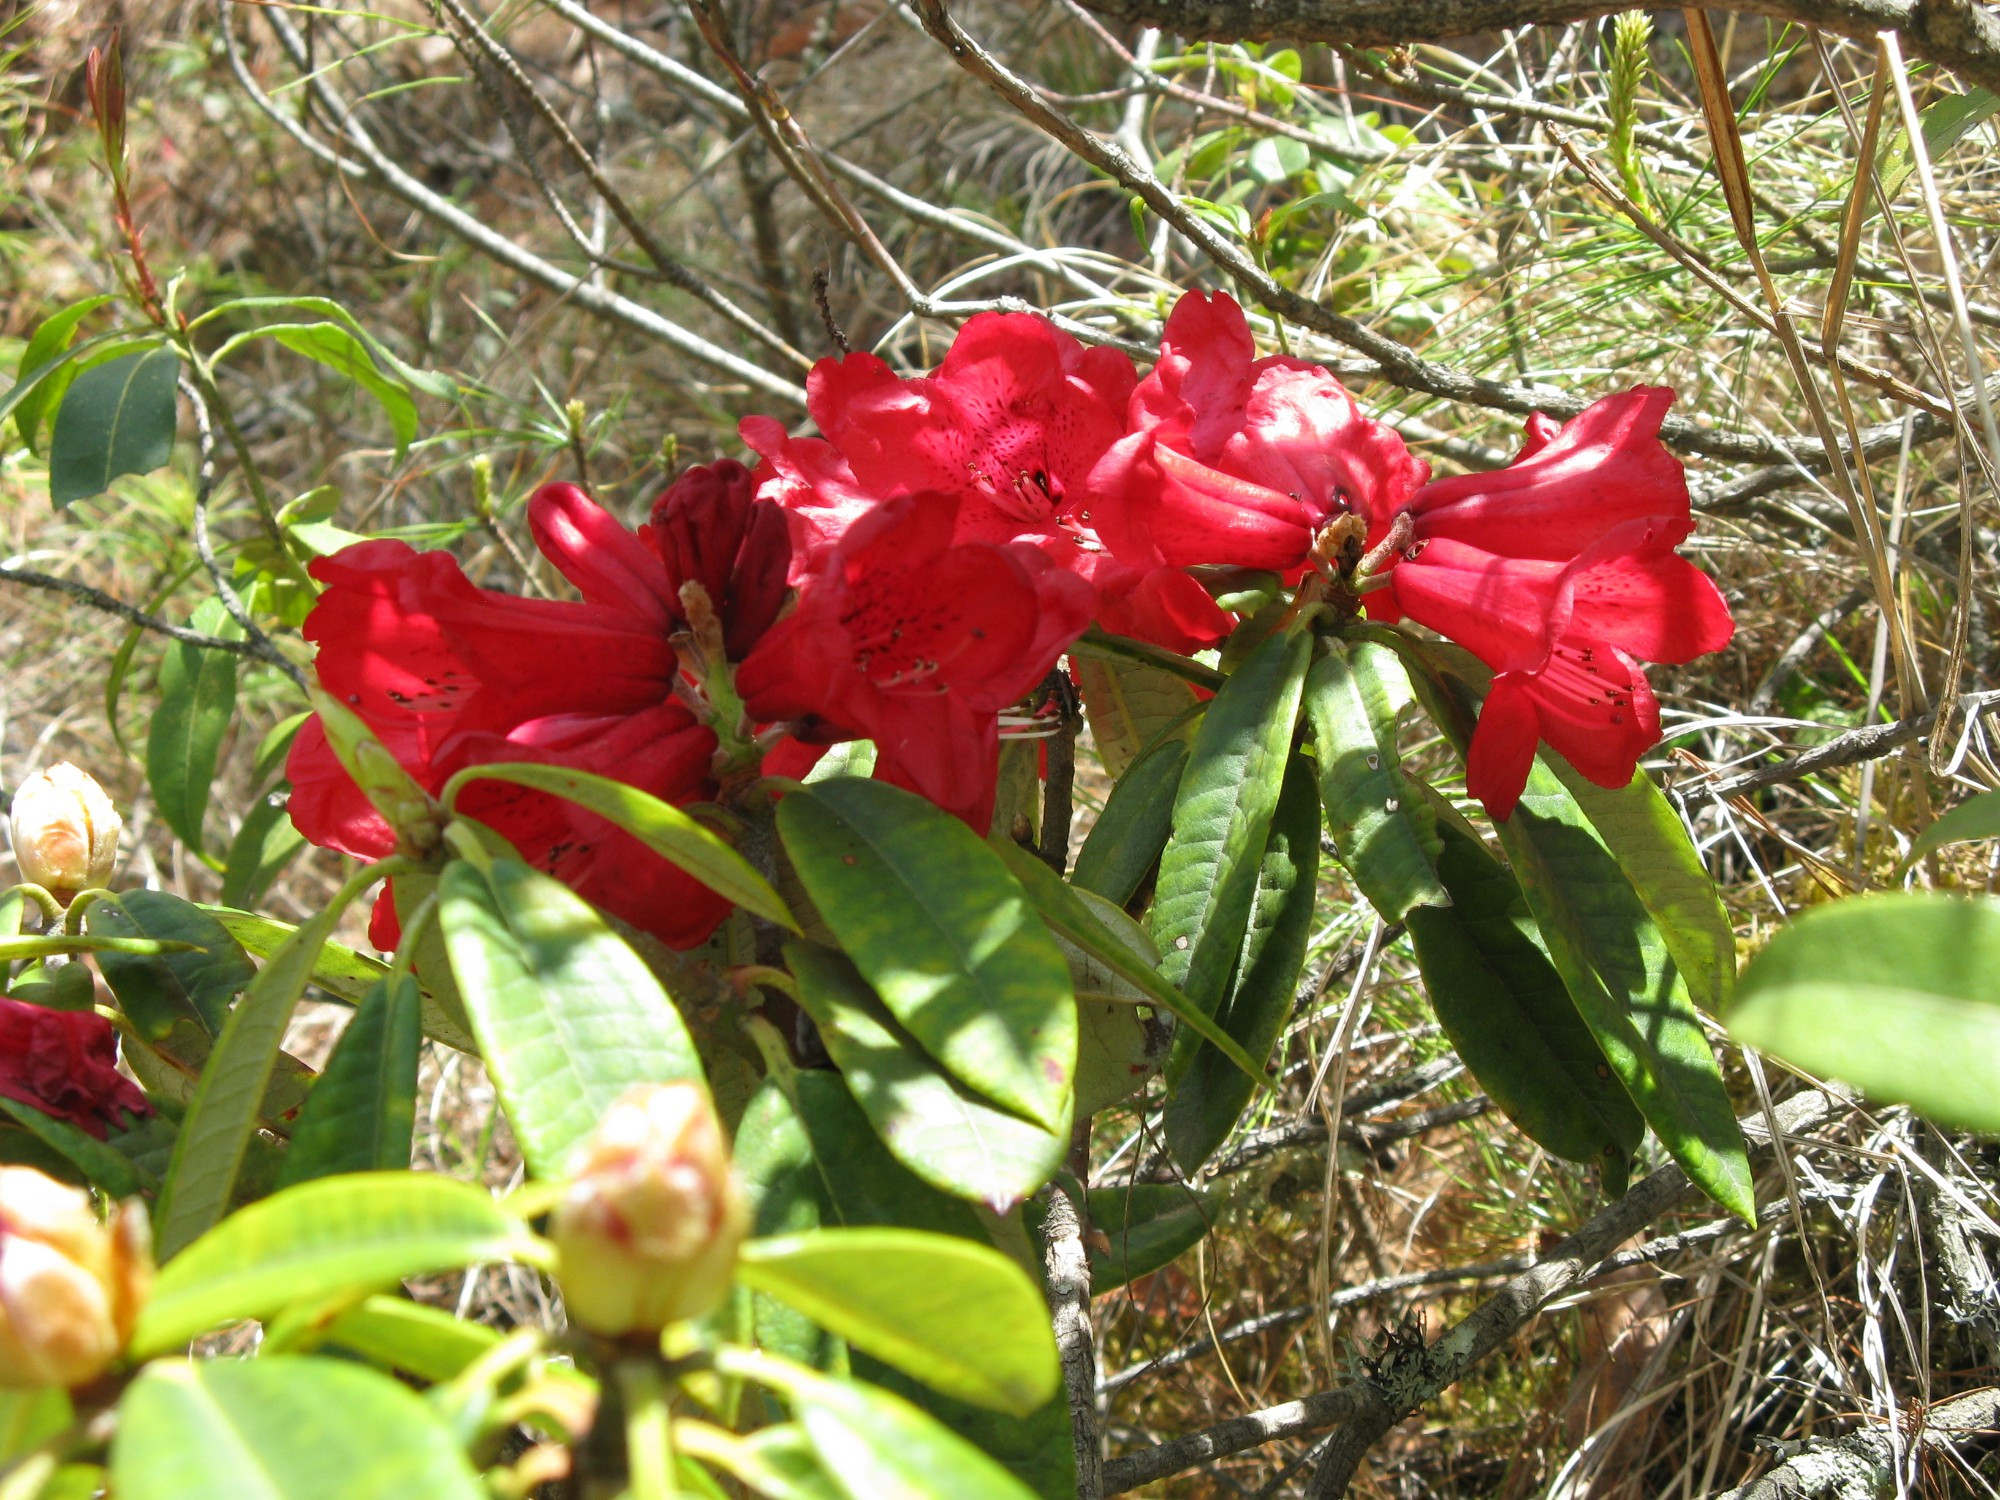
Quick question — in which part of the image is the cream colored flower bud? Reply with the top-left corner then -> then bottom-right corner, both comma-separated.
552,1083 -> 748,1337
9,764 -> 121,895
0,1167 -> 152,1389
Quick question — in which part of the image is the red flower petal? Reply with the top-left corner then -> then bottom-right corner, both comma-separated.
1565,547 -> 1736,664
1387,537 -> 1575,674
529,482 -> 677,629
0,997 -> 150,1139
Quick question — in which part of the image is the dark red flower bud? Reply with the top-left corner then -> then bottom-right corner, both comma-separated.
0,999 -> 151,1140
647,461 -> 791,658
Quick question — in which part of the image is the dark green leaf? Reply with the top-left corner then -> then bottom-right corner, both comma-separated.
1406,810 -> 1643,1181
437,856 -> 701,1177
5,959 -> 97,1011
1305,639 -> 1447,921
0,1097 -> 146,1196
1071,733 -> 1190,906
48,345 -> 180,508
778,780 -> 1076,1132
738,1228 -> 1059,1415
1901,788 -> 2000,872
1730,892 -> 2000,1133
212,323 -> 419,457
112,1357 -> 485,1499
13,295 -> 114,454
1152,628 -> 1312,1024
133,1172 -> 542,1354
221,786 -> 307,909
735,1076 -> 838,1369
784,1069 -> 988,1242
1165,756 -> 1320,1171
88,890 -> 254,1039
1084,1182 -> 1213,1295
787,942 -> 1069,1206
276,975 -> 420,1187
146,597 -> 242,856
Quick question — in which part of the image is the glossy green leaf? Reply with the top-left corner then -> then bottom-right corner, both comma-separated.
112,1357 -> 484,1500
783,1069 -> 988,1243
204,910 -> 389,1005
318,1295 -> 504,1383
151,868 -> 381,1260
147,598 -> 242,856
134,1171 -> 541,1354
1406,811 -> 1643,1182
786,942 -> 1069,1207
730,1352 -> 1039,1500
1074,653 -> 1204,779
221,787 -> 307,909
48,344 -> 179,507
190,296 -> 454,397
211,323 -> 418,457
851,1363 -> 1074,1500
276,975 -> 420,1187
1901,787 -> 2000,872
1498,761 -> 1752,1219
443,761 -> 796,932
1064,894 -> 1171,1115
735,1077 -> 838,1369
1305,639 -> 1447,921
1152,628 -> 1311,1023
89,890 -> 254,1039
1730,892 -> 2000,1133
1084,1182 -> 1212,1294
994,837 -> 1272,1091
1552,759 -> 1736,1013
778,780 -> 1076,1131
739,1228 -> 1059,1415
0,1097 -> 146,1197
13,295 -> 114,454
1165,756 -> 1320,1171
438,856 -> 701,1177
1071,732 -> 1190,906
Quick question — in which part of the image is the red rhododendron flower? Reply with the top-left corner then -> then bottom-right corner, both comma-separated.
0,998 -> 150,1140
1090,290 -> 1431,574
287,472 -> 794,951
1377,391 -> 1734,817
745,312 -> 1231,651
735,491 -> 1093,829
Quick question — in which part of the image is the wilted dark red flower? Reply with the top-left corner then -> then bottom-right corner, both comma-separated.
1089,290 -> 1431,574
746,311 -> 1231,651
736,491 -> 1093,829
287,477 -> 785,951
1378,392 -> 1734,818
0,998 -> 150,1140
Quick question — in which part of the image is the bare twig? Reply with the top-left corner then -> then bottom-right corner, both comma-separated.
1683,713 -> 1937,803
1041,1181 -> 1105,1499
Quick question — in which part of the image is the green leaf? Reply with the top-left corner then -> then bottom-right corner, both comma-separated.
1165,755 -> 1320,1171
1405,810 -> 1643,1181
738,1228 -> 1059,1416
778,780 -> 1076,1132
1073,654 -> 1204,779
151,868 -> 380,1260
1304,639 -> 1447,921
0,1389 -> 70,1466
146,597 -> 242,856
1152,627 -> 1312,1023
688,1424 -> 842,1500
735,1078 -> 838,1369
317,1295 -> 503,1383
112,1357 -> 485,1500
191,295 -> 455,397
1901,787 -> 2000,872
0,1097 -> 146,1196
1071,732 -> 1191,906
782,1070 -> 988,1243
786,941 -> 1069,1207
133,1171 -> 541,1355
0,933 -> 200,961
730,1352 -> 1039,1500
204,909 -> 389,1005
1064,894 -> 1171,1115
221,787 -> 308,910
13,295 -> 114,453
1497,761 -> 1752,1219
6,959 -> 97,1011
211,323 -> 418,457
276,975 -> 420,1187
1550,759 -> 1736,1013
1729,892 -> 2000,1133
437,856 -> 701,1177
1084,1182 -> 1213,1295
442,761 -> 797,932
993,837 -> 1272,1093
47,344 -> 180,508
88,890 -> 254,1039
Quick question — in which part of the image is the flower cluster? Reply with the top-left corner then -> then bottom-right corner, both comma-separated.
290,288 -> 1731,947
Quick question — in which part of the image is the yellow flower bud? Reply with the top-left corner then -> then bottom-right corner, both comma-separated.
9,764 -> 121,896
0,1167 -> 152,1389
552,1083 -> 748,1337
